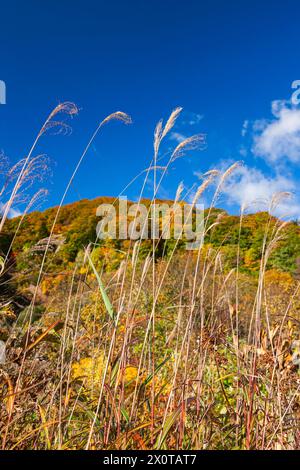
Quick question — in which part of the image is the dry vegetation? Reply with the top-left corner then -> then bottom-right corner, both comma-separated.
1,105 -> 300,450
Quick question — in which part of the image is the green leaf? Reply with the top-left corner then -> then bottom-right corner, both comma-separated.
86,253 -> 116,324
110,356 -> 120,386
121,407 -> 130,423
143,356 -> 171,386
156,405 -> 181,449
0,255 -> 5,275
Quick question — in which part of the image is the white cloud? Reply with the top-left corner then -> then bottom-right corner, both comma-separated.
182,112 -> 204,126
169,110 -> 204,145
0,202 -> 22,218
212,98 -> 300,218
239,145 -> 248,157
221,164 -> 299,217
192,98 -> 300,219
169,132 -> 187,143
9,207 -> 22,218
253,100 -> 300,164
241,120 -> 249,137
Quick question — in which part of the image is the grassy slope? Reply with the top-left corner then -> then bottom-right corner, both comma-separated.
1,198 -> 300,449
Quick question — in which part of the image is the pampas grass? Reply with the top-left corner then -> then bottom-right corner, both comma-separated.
1,105 -> 300,451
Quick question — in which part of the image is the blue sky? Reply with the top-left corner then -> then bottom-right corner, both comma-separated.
1,0 -> 300,217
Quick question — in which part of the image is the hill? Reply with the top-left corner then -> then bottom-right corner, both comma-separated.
1,197 -> 300,449
1,196 -> 300,277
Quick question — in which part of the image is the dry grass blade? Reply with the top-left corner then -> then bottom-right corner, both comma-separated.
25,319 -> 63,354
3,103 -> 300,451
100,111 -> 132,127
1,371 -> 15,415
161,107 -> 183,139
171,134 -> 206,162
37,403 -> 51,450
154,120 -> 163,156
174,181 -> 184,203
10,421 -> 60,450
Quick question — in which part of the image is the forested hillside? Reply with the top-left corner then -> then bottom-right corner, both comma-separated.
1,197 -> 300,450
2,197 -> 300,281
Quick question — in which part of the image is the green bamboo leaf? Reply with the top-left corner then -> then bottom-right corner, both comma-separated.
143,356 -> 171,386
156,405 -> 181,449
110,356 -> 120,386
86,253 -> 116,323
0,255 -> 5,275
121,407 -> 130,423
